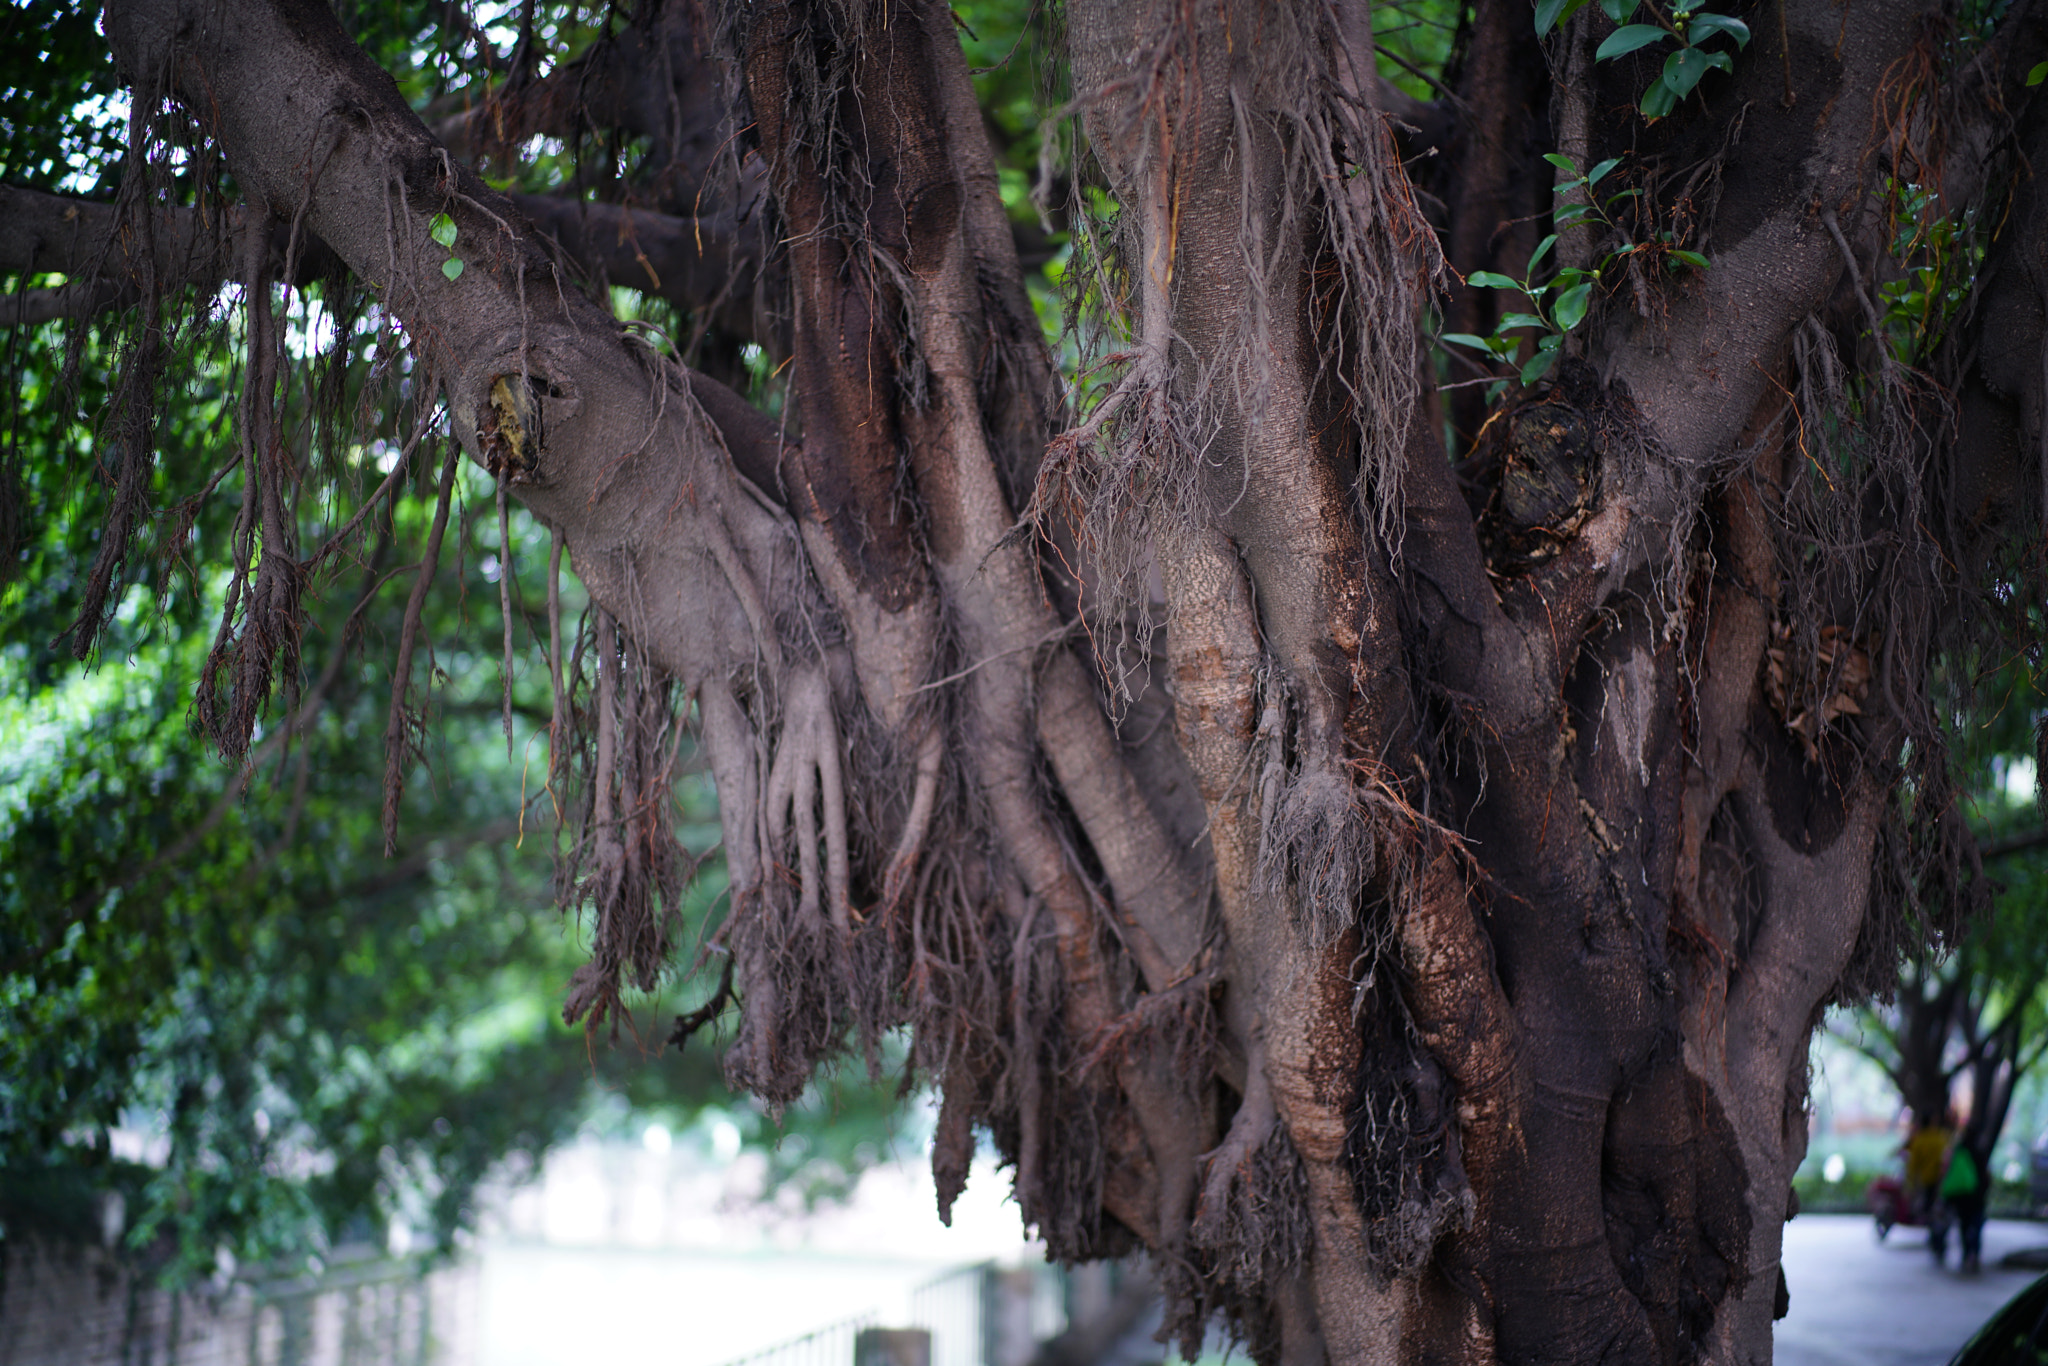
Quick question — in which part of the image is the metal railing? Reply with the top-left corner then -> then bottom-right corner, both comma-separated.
719,1313 -> 880,1366
709,1261 -> 1070,1366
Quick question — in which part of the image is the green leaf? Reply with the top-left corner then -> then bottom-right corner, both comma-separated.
1663,45 -> 1713,97
1597,23 -> 1672,59
1529,234 -> 1560,271
2029,61 -> 2047,87
1553,281 -> 1594,330
1603,187 -> 1646,203
442,257 -> 465,281
1498,312 -> 1550,332
429,213 -> 458,248
1640,72 -> 1681,118
1535,0 -> 1571,37
1685,12 -> 1750,46
1520,349 -> 1560,385
1599,0 -> 1640,23
1585,157 -> 1623,186
1554,203 -> 1595,226
1668,248 -> 1711,269
1537,332 -> 1564,352
1440,333 -> 1496,351
1466,270 -> 1522,289
1701,49 -> 1734,73
1543,152 -> 1580,174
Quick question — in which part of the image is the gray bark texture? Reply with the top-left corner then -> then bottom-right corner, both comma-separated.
22,0 -> 2048,1360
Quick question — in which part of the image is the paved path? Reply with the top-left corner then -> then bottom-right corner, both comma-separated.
1777,1215 -> 2044,1365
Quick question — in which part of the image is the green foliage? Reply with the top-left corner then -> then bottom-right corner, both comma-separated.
429,211 -> 464,280
1375,0 -> 1462,102
0,3 -> 123,196
1537,0 -> 1748,119
1443,154 -> 1704,395
0,282 -> 907,1281
1876,183 -> 1984,367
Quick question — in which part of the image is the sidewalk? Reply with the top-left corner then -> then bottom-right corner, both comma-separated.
1777,1214 -> 2045,1366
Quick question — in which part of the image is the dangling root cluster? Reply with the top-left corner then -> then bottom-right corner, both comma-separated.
558,609 -> 696,1037
1347,980 -> 1474,1275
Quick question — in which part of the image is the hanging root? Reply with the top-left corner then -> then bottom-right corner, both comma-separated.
1244,680 -> 1379,946
714,658 -> 882,1102
561,609 -> 694,1037
762,665 -> 853,934
1347,989 -> 1475,1276
881,725 -> 944,913
378,437 -> 461,854
195,217 -> 308,763
1258,759 -> 1376,948
1189,1047 -> 1315,1314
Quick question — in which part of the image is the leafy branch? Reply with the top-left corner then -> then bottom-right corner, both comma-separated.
1443,154 -> 1708,395
1538,0 -> 1751,119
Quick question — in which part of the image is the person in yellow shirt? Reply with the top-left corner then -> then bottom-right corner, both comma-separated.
1905,1111 -> 1955,1223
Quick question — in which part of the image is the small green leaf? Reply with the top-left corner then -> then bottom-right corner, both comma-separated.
1585,157 -> 1623,186
1537,0 -> 1593,34
1640,72 -> 1681,118
1552,267 -> 1590,289
2029,61 -> 2047,87
1663,45 -> 1713,97
1498,312 -> 1550,332
1553,281 -> 1594,330
1466,270 -> 1522,289
1543,152 -> 1580,174
1529,234 -> 1560,271
1597,23 -> 1672,59
1520,349 -> 1560,385
1599,0 -> 1640,23
1603,187 -> 1646,203
1685,12 -> 1750,46
1701,49 -> 1734,73
1667,248 -> 1711,269
429,212 -> 458,248
1440,333 -> 1496,351
1555,204 -> 1595,226
442,256 -> 465,281
1537,333 -> 1564,352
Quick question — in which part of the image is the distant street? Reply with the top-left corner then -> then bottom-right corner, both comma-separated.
1777,1215 -> 2045,1365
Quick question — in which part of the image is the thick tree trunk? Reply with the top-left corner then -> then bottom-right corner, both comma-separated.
71,0 -> 2048,1361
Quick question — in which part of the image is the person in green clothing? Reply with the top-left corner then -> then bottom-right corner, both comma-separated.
1939,1130 -> 1989,1274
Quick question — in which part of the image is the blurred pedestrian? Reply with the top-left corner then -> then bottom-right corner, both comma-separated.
1905,1110 -> 1954,1225
1940,1134 -> 1988,1274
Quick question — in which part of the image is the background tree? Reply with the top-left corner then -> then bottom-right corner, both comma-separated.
1840,660 -> 2048,1173
6,0 -> 2048,1363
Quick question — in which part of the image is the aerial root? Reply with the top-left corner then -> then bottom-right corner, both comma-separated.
1252,693 -> 1376,945
1193,1043 -> 1277,1248
764,666 -> 853,934
882,726 -> 945,912
379,437 -> 461,855
561,610 -> 691,1037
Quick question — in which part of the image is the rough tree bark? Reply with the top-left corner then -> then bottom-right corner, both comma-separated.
17,0 -> 2048,1361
